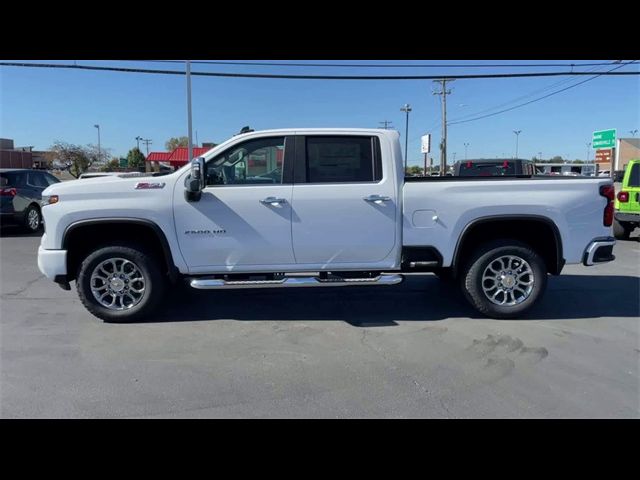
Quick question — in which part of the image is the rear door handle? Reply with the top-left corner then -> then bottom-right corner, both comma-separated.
363,195 -> 391,203
260,197 -> 287,206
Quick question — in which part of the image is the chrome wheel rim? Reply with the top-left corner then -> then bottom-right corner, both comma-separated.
90,258 -> 146,310
481,255 -> 534,306
27,209 -> 40,230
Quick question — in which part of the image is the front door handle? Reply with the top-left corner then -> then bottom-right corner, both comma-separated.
363,195 -> 392,204
260,197 -> 287,206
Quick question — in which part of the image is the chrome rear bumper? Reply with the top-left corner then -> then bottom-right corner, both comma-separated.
583,237 -> 616,266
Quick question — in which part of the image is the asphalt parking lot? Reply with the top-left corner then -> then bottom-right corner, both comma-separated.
1,227 -> 638,418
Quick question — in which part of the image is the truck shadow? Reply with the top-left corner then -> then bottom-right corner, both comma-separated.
0,226 -> 43,238
146,274 -> 640,326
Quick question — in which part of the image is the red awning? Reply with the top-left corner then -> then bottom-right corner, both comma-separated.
146,152 -> 172,162
167,147 -> 210,166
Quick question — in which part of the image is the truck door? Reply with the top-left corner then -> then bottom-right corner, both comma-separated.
173,136 -> 296,271
291,135 -> 397,267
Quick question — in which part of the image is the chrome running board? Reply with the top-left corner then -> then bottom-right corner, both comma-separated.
189,274 -> 404,290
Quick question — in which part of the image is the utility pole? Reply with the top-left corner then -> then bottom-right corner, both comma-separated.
141,139 -> 152,157
586,142 -> 591,163
513,130 -> 522,158
135,136 -> 142,150
464,142 -> 470,160
94,124 -> 101,163
379,120 -> 394,130
400,104 -> 412,174
433,79 -> 453,175
186,60 -> 193,162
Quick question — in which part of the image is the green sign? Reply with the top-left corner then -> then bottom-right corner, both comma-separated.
119,158 -> 128,168
592,129 -> 616,149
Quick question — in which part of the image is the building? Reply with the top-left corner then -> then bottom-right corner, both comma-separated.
0,138 -> 52,169
614,138 -> 640,171
145,147 -> 210,172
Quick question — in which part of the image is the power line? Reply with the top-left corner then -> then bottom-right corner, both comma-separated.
448,63 -> 612,123
448,61 -> 638,125
0,62 -> 638,80
124,60 -> 624,69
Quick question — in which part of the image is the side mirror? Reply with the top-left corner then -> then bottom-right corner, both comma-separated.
185,156 -> 205,202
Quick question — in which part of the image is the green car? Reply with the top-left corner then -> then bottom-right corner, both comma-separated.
613,159 -> 640,240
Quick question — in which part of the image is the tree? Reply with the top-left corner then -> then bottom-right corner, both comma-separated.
407,165 -> 424,176
165,137 -> 189,151
551,156 -> 564,163
126,147 -> 146,170
101,159 -> 121,172
50,141 -> 93,178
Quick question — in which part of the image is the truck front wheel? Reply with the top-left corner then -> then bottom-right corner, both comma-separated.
76,244 -> 166,323
461,240 -> 547,319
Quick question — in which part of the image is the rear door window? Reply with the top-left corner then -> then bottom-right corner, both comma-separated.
304,136 -> 381,183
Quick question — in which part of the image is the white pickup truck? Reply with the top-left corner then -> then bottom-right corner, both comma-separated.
37,129 -> 616,322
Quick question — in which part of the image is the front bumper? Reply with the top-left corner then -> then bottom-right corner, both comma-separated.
37,246 -> 67,280
615,212 -> 640,223
582,237 -> 616,266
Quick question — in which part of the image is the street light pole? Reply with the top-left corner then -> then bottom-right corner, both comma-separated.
586,142 -> 591,163
94,124 -> 101,163
513,130 -> 522,159
400,104 -> 412,174
464,142 -> 469,160
630,129 -> 638,137
186,60 -> 193,163
135,136 -> 142,150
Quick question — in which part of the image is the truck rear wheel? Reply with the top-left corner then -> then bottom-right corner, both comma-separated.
461,240 -> 547,319
76,244 -> 166,323
613,219 -> 631,240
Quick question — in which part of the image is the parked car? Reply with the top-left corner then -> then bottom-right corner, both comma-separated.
453,158 -> 536,177
1,169 -> 61,232
613,170 -> 625,183
598,170 -> 611,177
37,129 -> 615,322
613,159 -> 640,240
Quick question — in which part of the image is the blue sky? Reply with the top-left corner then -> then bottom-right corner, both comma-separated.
1,60 -> 638,166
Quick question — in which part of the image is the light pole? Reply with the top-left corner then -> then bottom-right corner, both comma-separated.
464,142 -> 470,160
135,136 -> 142,150
400,103 -> 412,174
94,124 -> 101,163
452,152 -> 457,163
538,151 -> 542,161
630,129 -> 638,137
513,130 -> 521,159
586,142 -> 591,163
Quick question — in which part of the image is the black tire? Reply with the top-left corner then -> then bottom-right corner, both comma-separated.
613,219 -> 631,240
460,239 -> 547,319
23,204 -> 42,233
76,243 -> 167,323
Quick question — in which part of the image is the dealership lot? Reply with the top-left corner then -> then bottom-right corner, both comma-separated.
1,228 -> 638,418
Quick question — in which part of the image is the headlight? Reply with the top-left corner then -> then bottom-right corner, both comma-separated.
42,195 -> 59,206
